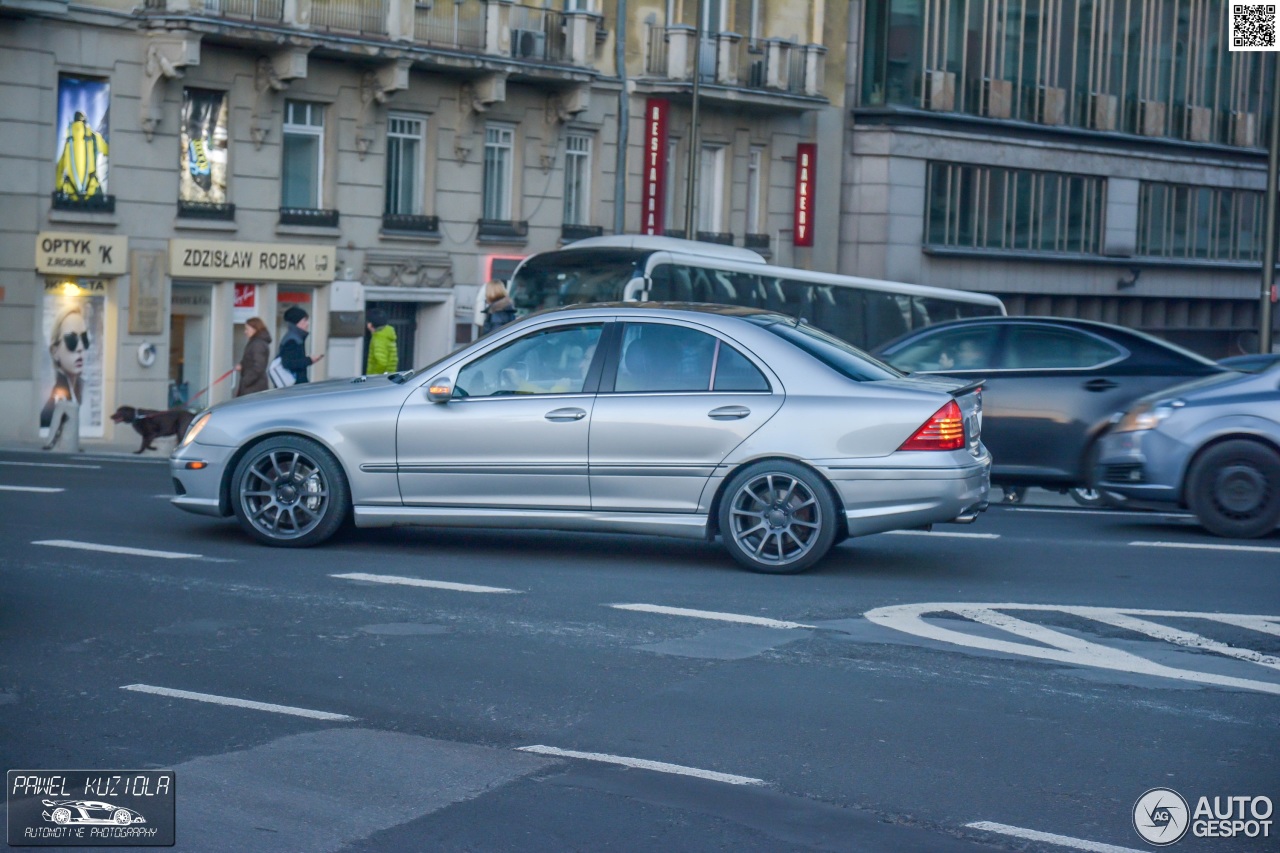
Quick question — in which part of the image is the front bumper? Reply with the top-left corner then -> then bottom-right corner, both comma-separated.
169,442 -> 236,517
1093,428 -> 1186,506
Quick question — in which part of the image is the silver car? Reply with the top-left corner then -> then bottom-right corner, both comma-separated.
171,305 -> 991,573
1096,362 -> 1280,538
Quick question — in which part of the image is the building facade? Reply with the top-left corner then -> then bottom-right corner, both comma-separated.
0,0 -> 848,448
843,0 -> 1278,357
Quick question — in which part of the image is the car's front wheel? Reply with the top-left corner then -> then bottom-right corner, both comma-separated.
718,461 -> 838,574
51,808 -> 71,824
231,435 -> 350,547
1186,440 -> 1280,538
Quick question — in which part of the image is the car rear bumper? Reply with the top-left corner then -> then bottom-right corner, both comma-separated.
822,455 -> 992,537
169,442 -> 235,517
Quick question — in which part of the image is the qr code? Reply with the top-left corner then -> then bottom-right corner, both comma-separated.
1232,3 -> 1278,50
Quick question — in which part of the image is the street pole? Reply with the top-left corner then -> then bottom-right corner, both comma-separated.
613,0 -> 628,235
683,0 -> 704,239
1261,52 -> 1280,353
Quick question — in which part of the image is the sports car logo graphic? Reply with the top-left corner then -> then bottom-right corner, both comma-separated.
41,800 -> 147,826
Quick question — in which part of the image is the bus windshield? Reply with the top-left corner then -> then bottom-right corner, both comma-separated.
510,248 -> 646,315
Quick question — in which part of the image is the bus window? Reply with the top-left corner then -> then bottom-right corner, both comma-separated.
863,292 -> 912,350
912,295 -> 1002,328
809,285 -> 869,349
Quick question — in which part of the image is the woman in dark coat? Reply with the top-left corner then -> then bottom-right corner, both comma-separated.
235,316 -> 271,396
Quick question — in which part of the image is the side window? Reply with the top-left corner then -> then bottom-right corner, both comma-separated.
884,326 -> 1001,372
1005,326 -> 1122,369
713,341 -> 770,391
455,324 -> 602,397
615,324 -> 716,392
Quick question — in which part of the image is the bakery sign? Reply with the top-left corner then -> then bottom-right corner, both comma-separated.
793,143 -> 816,247
35,232 -> 129,276
169,238 -> 336,283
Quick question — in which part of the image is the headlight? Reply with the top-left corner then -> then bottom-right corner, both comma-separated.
1113,399 -> 1183,433
180,412 -> 211,447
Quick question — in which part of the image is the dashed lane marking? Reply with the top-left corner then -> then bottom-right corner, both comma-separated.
516,745 -> 765,786
122,684 -> 355,721
332,572 -> 520,594
1000,507 -> 1192,518
0,460 -> 99,470
966,821 -> 1146,853
34,539 -> 201,560
0,485 -> 65,493
1130,540 -> 1280,555
609,603 -> 814,630
864,603 -> 1280,695
884,529 -> 1000,539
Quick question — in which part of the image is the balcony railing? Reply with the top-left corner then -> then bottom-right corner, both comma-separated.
382,212 -> 440,234
478,218 -> 528,240
195,0 -> 283,21
561,223 -> 604,242
52,191 -> 115,213
743,233 -> 771,252
413,0 -> 486,49
178,200 -> 236,220
279,207 -> 340,227
696,231 -> 734,246
509,3 -> 566,62
310,0 -> 388,36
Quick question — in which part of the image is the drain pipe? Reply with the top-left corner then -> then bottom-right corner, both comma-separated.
613,0 -> 629,235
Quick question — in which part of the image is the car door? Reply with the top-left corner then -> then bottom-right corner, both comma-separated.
395,322 -> 606,509
589,321 -> 783,512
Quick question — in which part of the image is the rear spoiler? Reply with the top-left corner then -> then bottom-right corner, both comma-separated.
949,380 -> 984,398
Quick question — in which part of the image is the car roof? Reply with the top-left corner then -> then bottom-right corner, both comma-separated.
527,301 -> 795,324
875,315 -> 1222,365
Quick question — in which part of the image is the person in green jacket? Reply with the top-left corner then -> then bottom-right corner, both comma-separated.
366,308 -> 399,375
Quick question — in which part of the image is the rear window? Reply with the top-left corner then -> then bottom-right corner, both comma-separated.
751,317 -> 903,382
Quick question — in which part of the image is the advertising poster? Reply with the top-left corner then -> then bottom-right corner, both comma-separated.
40,280 -> 106,439
54,76 -> 110,201
179,88 -> 229,205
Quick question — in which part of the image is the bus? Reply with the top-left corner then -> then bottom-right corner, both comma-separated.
506,236 -> 1005,352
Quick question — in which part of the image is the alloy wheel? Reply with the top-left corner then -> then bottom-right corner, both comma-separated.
727,473 -> 823,567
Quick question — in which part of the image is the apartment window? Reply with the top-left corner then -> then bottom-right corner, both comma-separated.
385,113 -> 424,216
1137,182 -> 1263,262
282,101 -> 324,209
744,147 -> 764,234
483,124 -> 514,221
698,145 -> 726,232
925,162 -> 1104,255
563,134 -> 592,226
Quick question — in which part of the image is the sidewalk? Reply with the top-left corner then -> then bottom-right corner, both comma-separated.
1,440 -> 173,461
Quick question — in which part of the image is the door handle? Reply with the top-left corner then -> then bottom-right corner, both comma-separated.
1083,378 -> 1118,392
545,407 -> 587,422
708,405 -> 751,420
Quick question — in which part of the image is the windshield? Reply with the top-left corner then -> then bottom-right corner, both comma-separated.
749,316 -> 904,382
510,248 -> 649,315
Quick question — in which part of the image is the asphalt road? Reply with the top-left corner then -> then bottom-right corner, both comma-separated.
1,448 -> 1277,852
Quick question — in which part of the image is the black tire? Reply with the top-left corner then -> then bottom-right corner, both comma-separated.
1069,487 -> 1103,507
1186,440 -> 1280,539
718,460 -> 838,574
231,435 -> 350,547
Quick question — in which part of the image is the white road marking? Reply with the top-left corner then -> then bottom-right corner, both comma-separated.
122,684 -> 355,721
1131,540 -> 1280,555
884,529 -> 1000,539
864,603 -> 1280,696
0,460 -> 99,470
966,821 -> 1146,853
516,745 -> 765,786
34,539 -> 201,560
609,603 -> 814,630
0,485 -> 65,493
1002,507 -> 1191,518
332,572 -> 519,594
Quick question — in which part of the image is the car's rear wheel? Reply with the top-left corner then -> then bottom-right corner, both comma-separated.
231,435 -> 350,547
113,809 -> 132,825
719,461 -> 837,574
1069,487 -> 1103,507
1186,440 -> 1280,538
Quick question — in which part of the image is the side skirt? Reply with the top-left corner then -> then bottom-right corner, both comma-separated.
353,506 -> 711,540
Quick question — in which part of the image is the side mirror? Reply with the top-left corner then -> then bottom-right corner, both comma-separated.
622,276 -> 650,302
425,376 -> 453,403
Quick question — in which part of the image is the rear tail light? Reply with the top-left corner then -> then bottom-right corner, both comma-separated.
899,400 -> 965,451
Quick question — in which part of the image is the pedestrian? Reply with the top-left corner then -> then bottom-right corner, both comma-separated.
234,317 -> 272,396
278,306 -> 323,384
365,307 -> 399,375
481,280 -> 517,334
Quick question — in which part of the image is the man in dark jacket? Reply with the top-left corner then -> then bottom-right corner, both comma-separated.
278,306 -> 324,384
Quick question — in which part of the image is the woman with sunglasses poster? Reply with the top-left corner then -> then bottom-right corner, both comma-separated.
39,293 -> 104,441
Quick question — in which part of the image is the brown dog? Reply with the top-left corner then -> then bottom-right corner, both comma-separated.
111,406 -> 196,454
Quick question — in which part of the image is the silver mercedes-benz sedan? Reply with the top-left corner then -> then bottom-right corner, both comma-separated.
171,304 -> 991,573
